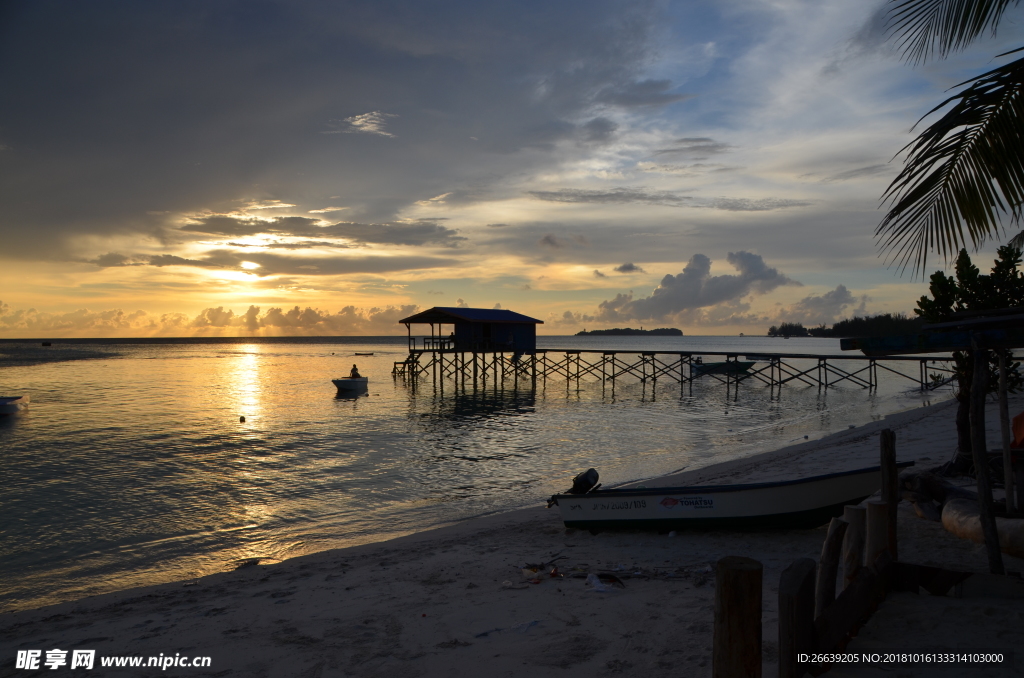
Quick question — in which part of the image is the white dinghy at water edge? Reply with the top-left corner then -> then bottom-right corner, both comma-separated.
332,377 -> 369,393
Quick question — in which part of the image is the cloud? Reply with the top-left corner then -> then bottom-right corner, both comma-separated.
579,117 -> 618,143
325,111 -> 399,137
593,269 -> 606,277
651,137 -> 732,158
529,187 -> 691,206
90,249 -> 457,276
596,79 -> 691,107
0,299 -> 420,337
179,215 -> 464,246
595,251 -> 799,323
307,206 -> 347,214
613,262 -> 645,273
779,284 -> 868,324
528,188 -> 808,211
539,234 -> 563,248
819,164 -> 892,182
637,162 -> 741,175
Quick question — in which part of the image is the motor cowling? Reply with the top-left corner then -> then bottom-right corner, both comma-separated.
568,468 -> 599,495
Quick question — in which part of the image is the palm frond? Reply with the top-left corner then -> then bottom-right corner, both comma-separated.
1009,228 -> 1024,248
887,0 -> 1019,63
877,55 -> 1024,274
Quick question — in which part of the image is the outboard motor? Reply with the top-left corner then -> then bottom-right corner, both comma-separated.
547,468 -> 601,508
569,468 -> 600,494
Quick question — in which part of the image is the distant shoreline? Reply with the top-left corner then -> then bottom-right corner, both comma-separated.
574,327 -> 682,336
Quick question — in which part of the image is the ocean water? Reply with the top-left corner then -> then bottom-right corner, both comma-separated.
0,336 -> 950,612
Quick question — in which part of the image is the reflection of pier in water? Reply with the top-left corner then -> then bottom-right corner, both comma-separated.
393,348 -> 956,394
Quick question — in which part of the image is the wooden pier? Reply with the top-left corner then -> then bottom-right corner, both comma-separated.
393,348 -> 957,393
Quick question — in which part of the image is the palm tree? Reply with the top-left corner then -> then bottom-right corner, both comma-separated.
877,0 -> 1024,275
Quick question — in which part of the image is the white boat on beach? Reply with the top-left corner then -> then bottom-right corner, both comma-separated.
0,395 -> 30,415
332,377 -> 368,392
548,462 -> 913,530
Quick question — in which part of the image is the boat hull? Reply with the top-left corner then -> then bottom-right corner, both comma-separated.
0,395 -> 29,415
691,361 -> 754,376
332,377 -> 368,391
551,463 -> 912,530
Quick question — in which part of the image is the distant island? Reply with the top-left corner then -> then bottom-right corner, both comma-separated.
575,327 -> 683,336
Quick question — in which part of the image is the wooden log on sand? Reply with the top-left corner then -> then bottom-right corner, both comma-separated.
714,556 -> 762,678
842,505 -> 866,587
778,558 -> 816,678
815,517 -> 848,618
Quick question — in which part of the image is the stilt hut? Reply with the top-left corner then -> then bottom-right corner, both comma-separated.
399,307 -> 543,354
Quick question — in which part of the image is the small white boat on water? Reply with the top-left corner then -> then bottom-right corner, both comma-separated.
0,395 -> 29,415
332,377 -> 368,392
548,462 -> 913,530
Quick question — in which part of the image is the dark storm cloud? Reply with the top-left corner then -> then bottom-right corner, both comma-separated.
597,251 -> 798,322
528,188 -> 808,211
181,215 -> 464,246
613,262 -> 645,273
596,79 -> 692,107
0,0 -> 665,261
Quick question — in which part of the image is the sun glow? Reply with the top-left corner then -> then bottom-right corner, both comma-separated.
240,261 -> 261,270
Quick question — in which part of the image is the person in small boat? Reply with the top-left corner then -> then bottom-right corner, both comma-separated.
349,364 -> 361,378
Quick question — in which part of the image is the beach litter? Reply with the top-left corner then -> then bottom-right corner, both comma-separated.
518,553 -> 566,582
585,573 -> 625,591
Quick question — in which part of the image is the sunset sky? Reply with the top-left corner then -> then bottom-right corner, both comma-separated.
2,0 -> 1023,337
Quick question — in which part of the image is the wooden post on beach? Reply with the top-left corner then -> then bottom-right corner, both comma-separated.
998,351 -> 1016,516
865,500 -> 888,565
778,558 -> 816,678
970,343 -> 1004,574
713,556 -> 762,678
880,429 -> 898,560
841,505 -> 866,588
815,517 -> 848,617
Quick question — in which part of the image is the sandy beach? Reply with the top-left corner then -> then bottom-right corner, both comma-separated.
3,394 -> 1024,678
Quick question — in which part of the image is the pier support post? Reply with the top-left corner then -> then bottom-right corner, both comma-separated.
713,556 -> 762,678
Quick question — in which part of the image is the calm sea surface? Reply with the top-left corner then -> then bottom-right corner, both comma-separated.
0,336 -> 950,612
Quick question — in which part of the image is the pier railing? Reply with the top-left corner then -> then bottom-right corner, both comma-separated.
393,348 -> 959,392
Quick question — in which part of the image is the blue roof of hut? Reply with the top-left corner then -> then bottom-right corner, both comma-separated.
398,307 -> 543,325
